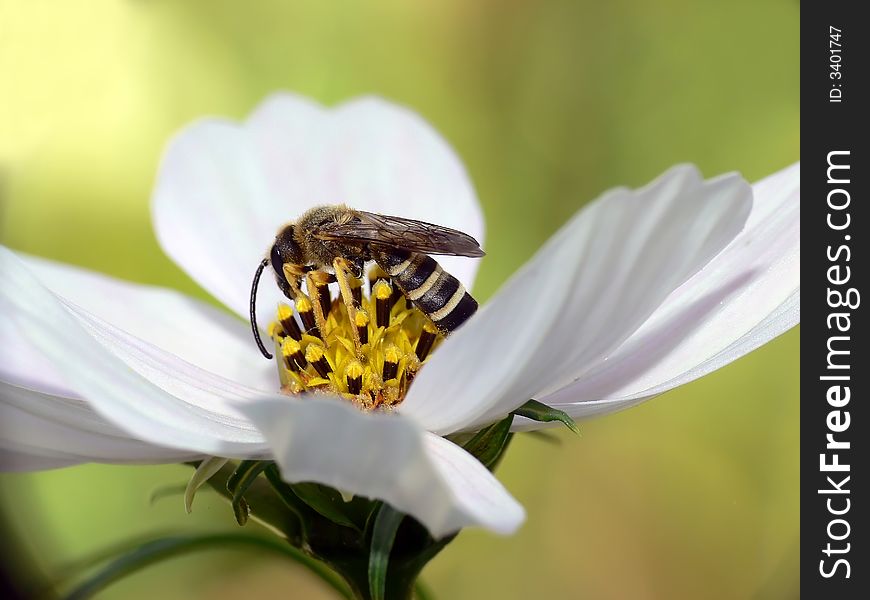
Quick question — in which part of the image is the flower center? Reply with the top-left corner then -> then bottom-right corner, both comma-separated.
268,268 -> 442,410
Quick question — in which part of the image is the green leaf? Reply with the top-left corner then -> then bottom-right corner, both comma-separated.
184,457 -> 229,513
512,399 -> 580,435
290,482 -> 364,532
226,460 -> 271,526
368,504 -> 405,600
61,533 -> 352,600
462,415 -> 514,470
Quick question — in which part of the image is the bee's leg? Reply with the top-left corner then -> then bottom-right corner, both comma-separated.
282,263 -> 306,299
333,257 -> 363,355
304,270 -> 332,338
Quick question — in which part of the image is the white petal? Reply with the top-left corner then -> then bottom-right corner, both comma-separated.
152,93 -> 484,325
3,253 -> 273,394
235,395 -> 524,538
0,246 -> 270,456
540,163 -> 800,415
249,95 -> 485,290
2,251 -> 522,535
402,165 -> 752,434
0,381 -> 198,466
0,449 -> 80,471
0,294 -> 75,397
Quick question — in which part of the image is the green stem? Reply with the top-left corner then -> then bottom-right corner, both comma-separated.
61,533 -> 352,600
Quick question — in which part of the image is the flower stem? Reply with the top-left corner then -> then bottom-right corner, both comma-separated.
58,533 -> 352,600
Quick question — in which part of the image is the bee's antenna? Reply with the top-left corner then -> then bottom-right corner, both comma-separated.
250,258 -> 273,360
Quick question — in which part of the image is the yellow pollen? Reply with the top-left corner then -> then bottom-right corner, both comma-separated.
374,279 -> 392,300
384,344 -> 401,364
282,337 -> 302,355
277,303 -> 294,322
269,273 -> 444,410
345,360 -> 364,380
295,295 -> 313,312
305,343 -> 325,363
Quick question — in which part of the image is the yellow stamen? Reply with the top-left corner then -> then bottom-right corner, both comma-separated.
281,338 -> 306,372
268,269 -> 444,411
295,295 -> 318,337
277,303 -> 302,341
382,344 -> 400,381
345,360 -> 364,395
355,309 -> 370,345
305,343 -> 332,379
305,271 -> 330,337
373,279 -> 393,328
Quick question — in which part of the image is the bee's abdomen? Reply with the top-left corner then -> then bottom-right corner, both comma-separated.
373,248 -> 478,334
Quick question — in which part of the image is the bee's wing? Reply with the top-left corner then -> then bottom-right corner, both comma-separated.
315,210 -> 485,257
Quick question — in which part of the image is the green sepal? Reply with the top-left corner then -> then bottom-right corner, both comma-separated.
182,463 -> 459,599
262,465 -> 317,541
192,461 -> 303,543
290,482 -> 366,532
225,460 -> 271,526
512,399 -> 580,435
368,504 -> 405,600
184,457 -> 228,513
231,496 -> 250,526
461,415 -> 514,470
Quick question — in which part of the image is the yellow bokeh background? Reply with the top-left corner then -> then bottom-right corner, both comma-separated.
1,1 -> 798,599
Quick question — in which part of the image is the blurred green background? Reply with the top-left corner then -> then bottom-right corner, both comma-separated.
1,1 -> 798,599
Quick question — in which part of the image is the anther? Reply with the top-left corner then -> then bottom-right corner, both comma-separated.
374,279 -> 393,328
277,303 -> 303,341
382,345 -> 400,381
281,338 -> 306,372
355,309 -> 370,345
415,322 -> 438,361
295,296 -> 319,338
305,344 -> 332,378
345,360 -> 364,395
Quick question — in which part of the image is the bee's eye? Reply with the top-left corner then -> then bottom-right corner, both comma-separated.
270,243 -> 283,267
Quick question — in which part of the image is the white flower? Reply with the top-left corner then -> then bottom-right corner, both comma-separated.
0,94 -> 799,539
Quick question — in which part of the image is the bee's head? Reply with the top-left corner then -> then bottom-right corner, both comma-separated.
250,224 -> 305,360
271,224 -> 304,270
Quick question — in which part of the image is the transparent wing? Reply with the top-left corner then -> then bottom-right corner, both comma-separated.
315,210 -> 485,257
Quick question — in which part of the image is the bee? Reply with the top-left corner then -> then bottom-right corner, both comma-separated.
250,205 -> 485,359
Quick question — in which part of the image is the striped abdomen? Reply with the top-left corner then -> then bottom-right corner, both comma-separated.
372,248 -> 478,334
